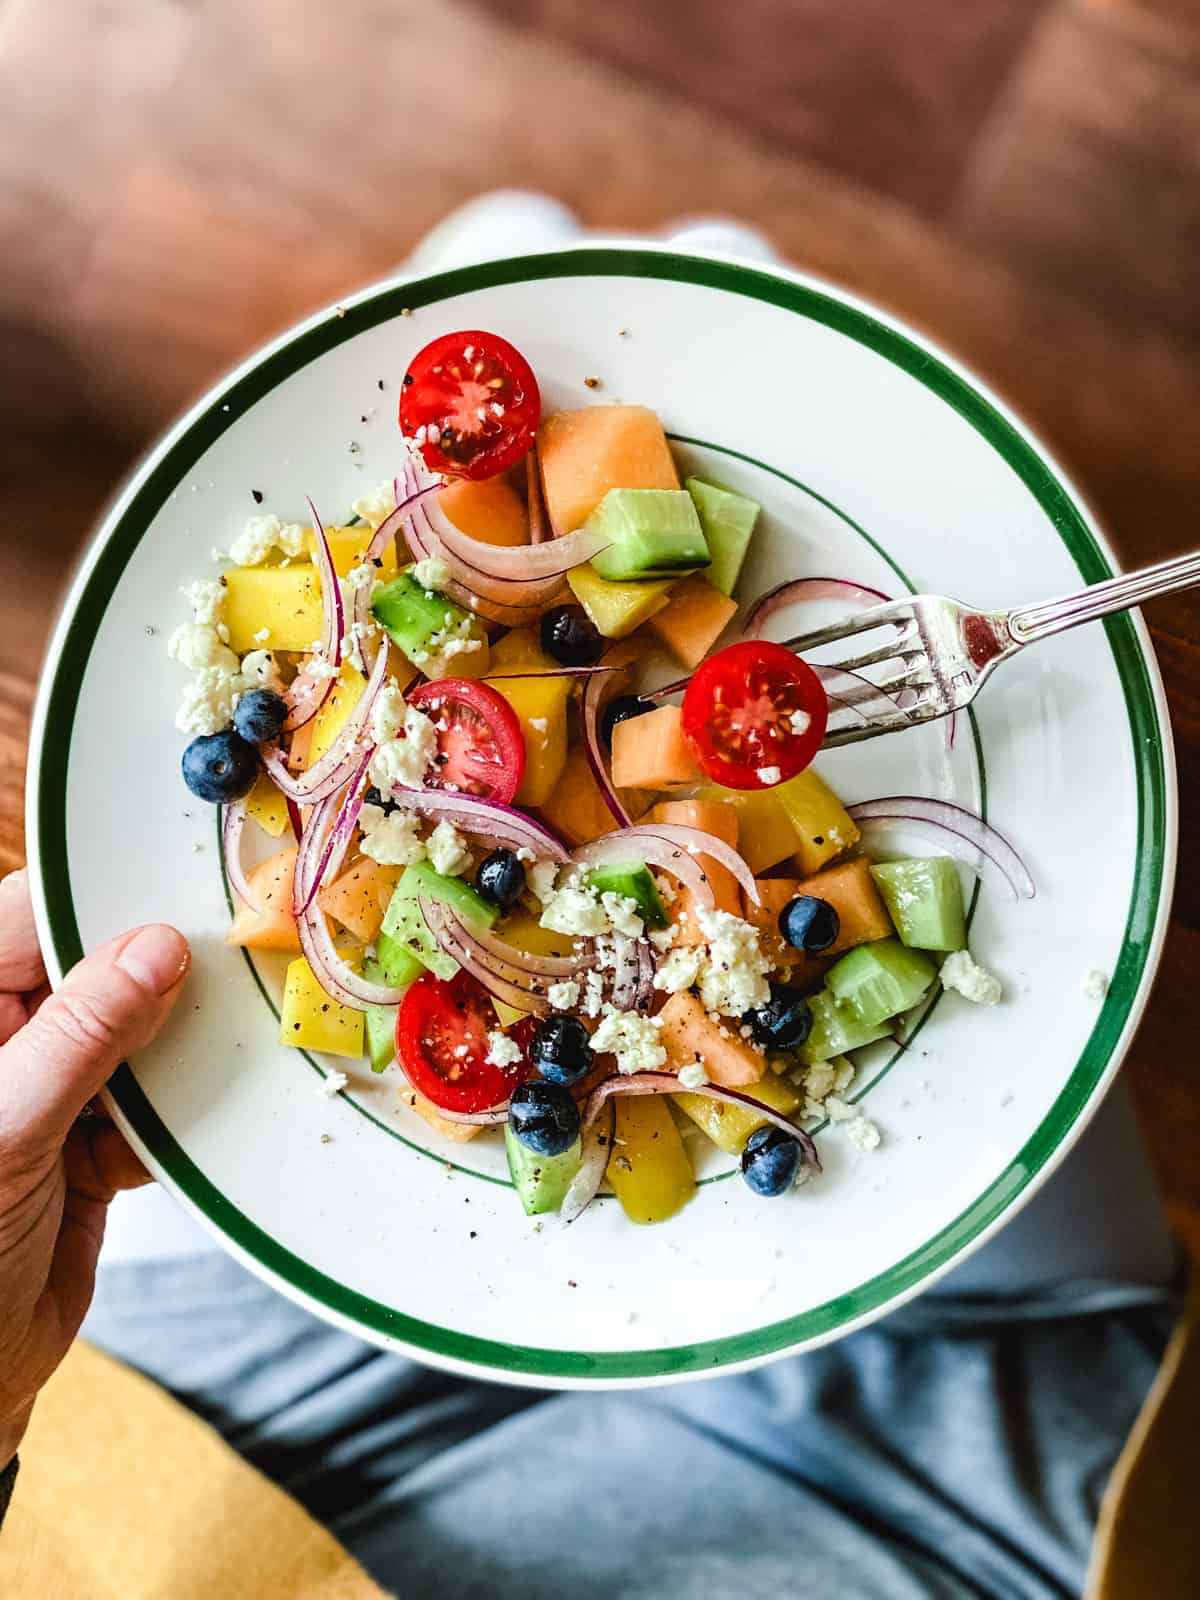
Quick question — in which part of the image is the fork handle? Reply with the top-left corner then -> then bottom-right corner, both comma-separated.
1007,550 -> 1200,645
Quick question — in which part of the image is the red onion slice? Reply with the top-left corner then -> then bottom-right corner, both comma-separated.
420,898 -> 553,1015
298,894 -> 410,1010
560,1099 -> 614,1224
847,797 -> 1035,901
297,750 -> 372,915
282,505 -> 343,731
743,576 -> 891,639
263,636 -> 389,803
581,1073 -> 821,1171
292,790 -> 340,913
399,491 -> 552,626
580,647 -> 636,828
396,1075 -> 512,1126
572,823 -> 760,907
221,798 -> 259,910
526,450 -> 548,545
386,788 -> 569,862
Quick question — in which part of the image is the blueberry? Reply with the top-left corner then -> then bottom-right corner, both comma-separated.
182,730 -> 259,804
540,604 -> 603,667
475,848 -> 526,909
508,1079 -> 580,1156
233,687 -> 288,746
741,1125 -> 802,1196
778,894 -> 840,954
743,984 -> 813,1051
601,693 -> 654,749
530,1015 -> 594,1086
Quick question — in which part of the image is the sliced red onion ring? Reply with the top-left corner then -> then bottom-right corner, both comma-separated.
420,899 -> 553,1015
400,493 -> 551,626
743,576 -> 891,639
580,647 -> 636,828
298,892 -> 410,1010
487,666 -> 617,682
396,1077 -> 512,1126
526,450 -> 548,545
847,797 -> 1035,901
560,1099 -> 614,1224
292,791 -> 340,913
263,636 -> 389,803
386,788 -> 569,861
297,750 -> 372,915
221,798 -> 258,910
285,797 -> 304,844
572,824 -> 760,907
608,934 -> 641,1010
469,920 -> 589,979
581,1073 -> 820,1170
282,504 -> 343,731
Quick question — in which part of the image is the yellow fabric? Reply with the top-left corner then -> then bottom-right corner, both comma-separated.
1086,1271 -> 1200,1599
0,1341 -> 390,1600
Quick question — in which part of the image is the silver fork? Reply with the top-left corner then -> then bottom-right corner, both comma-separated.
780,550 -> 1200,747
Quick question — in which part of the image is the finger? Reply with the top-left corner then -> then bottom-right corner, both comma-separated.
0,870 -> 48,994
0,924 -> 190,1157
0,991 -> 26,1047
64,1118 -> 153,1200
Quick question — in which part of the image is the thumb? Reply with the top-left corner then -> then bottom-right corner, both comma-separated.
0,924 -> 190,1158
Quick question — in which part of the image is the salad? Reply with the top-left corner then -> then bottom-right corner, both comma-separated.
169,329 -> 1031,1227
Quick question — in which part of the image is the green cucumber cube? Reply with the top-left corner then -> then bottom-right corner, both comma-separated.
685,478 -> 760,597
798,990 -> 891,1064
586,861 -> 669,930
362,930 -> 425,1072
371,571 -> 485,669
505,1122 -> 583,1215
869,857 -> 966,952
826,938 -> 937,1028
586,489 -> 710,582
380,860 -> 498,982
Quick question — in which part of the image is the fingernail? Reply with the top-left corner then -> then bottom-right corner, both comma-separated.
115,925 -> 191,996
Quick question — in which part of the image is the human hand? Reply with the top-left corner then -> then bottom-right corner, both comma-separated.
0,870 -> 189,1464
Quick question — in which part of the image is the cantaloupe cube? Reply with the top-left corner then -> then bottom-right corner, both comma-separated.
537,744 -> 650,849
782,858 -> 894,954
280,951 -> 364,1058
646,574 -> 738,668
566,564 -> 676,639
539,406 -> 680,536
226,848 -> 302,951
318,857 -> 403,943
611,703 -> 699,791
404,1087 -> 482,1143
438,476 -> 528,547
288,720 -> 314,772
651,798 -> 742,946
245,771 -> 290,838
606,1095 -> 694,1225
225,564 -> 325,653
657,990 -> 766,1088
309,661 -> 367,766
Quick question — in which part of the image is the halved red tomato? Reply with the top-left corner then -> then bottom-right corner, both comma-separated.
399,330 -> 540,481
680,640 -> 828,790
407,678 -> 526,804
396,972 -> 532,1112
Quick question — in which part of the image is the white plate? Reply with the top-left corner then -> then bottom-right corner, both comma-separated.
26,245 -> 1175,1387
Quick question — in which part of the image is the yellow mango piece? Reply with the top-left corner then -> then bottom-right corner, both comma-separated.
566,563 -> 676,639
674,1074 -> 803,1155
695,782 -> 804,876
498,907 -> 576,960
225,564 -> 325,653
493,1000 -> 528,1029
310,524 -> 401,582
245,771 -> 289,838
779,768 -> 860,875
318,857 -> 403,943
489,626 -> 558,674
280,951 -> 365,1058
606,1095 -> 695,1225
309,661 -> 367,766
485,670 -> 571,808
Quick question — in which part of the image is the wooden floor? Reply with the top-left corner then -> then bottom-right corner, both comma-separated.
1,0 -> 1197,1245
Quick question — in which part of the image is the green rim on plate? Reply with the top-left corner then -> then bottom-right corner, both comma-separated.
32,248 -> 1169,1380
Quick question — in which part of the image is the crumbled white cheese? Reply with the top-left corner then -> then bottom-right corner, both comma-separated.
527,859 -> 559,906
648,924 -> 678,953
352,482 -> 397,527
515,846 -> 535,864
548,979 -> 581,1011
485,1030 -> 523,1068
427,820 -> 471,877
319,1070 -> 349,1098
371,683 -> 408,746
540,884 -> 610,938
359,804 -> 426,866
677,1061 -> 708,1090
175,666 -> 240,736
411,554 -> 451,591
181,578 -> 227,627
238,649 -> 282,692
845,1115 -> 881,1152
600,891 -> 644,939
824,1095 -> 856,1123
229,513 -> 306,567
653,944 -> 703,995
1082,969 -> 1108,1001
369,703 -> 439,792
693,907 -> 772,1017
756,765 -> 781,786
788,710 -> 811,736
941,949 -> 1003,1006
252,626 -> 271,644
590,1009 -> 667,1075
411,616 -> 483,673
581,969 -> 606,1018
168,622 -> 239,675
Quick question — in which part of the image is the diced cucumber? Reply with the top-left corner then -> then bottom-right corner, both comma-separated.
685,478 -> 760,597
504,1122 -> 583,1215
362,930 -> 424,1072
371,571 -> 485,668
826,938 -> 936,1028
798,990 -> 891,1064
586,861 -> 669,930
870,858 -> 966,952
380,861 -> 498,981
586,489 -> 710,582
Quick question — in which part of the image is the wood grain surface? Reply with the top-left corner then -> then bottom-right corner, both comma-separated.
0,0 -> 1195,1240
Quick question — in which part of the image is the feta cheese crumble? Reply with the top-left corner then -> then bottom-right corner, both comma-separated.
1082,969 -> 1108,1001
181,578 -> 227,627
653,944 -> 703,995
486,1030 -> 523,1069
540,883 -> 610,938
411,554 -> 451,591
229,513 -> 306,566
168,622 -> 238,675
319,1071 -> 349,1098
599,891 -> 644,939
369,703 -> 439,792
426,820 -> 471,877
527,859 -> 559,906
788,709 -> 811,735
547,980 -> 581,1011
940,949 -> 1003,1006
845,1115 -> 881,1152
693,907 -> 772,1017
359,804 -> 425,866
590,1009 -> 667,1075
352,482 -> 397,527
175,666 -> 241,736
677,1061 -> 708,1090
411,616 -> 483,672
239,649 -> 282,691
370,683 -> 408,746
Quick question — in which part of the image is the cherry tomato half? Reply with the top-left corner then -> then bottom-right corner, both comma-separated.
399,330 -> 540,481
406,678 -> 526,804
396,972 -> 532,1113
680,640 -> 828,790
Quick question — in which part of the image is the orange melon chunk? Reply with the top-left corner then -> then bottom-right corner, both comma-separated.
651,798 -> 743,946
405,1087 -> 482,1143
611,703 -> 699,791
782,858 -> 894,955
438,476 -> 529,547
647,574 -> 738,669
318,857 -> 403,943
538,406 -> 680,536
537,743 -> 651,849
226,848 -> 302,952
658,990 -> 766,1089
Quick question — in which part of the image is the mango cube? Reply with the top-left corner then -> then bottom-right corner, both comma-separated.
280,952 -> 365,1058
